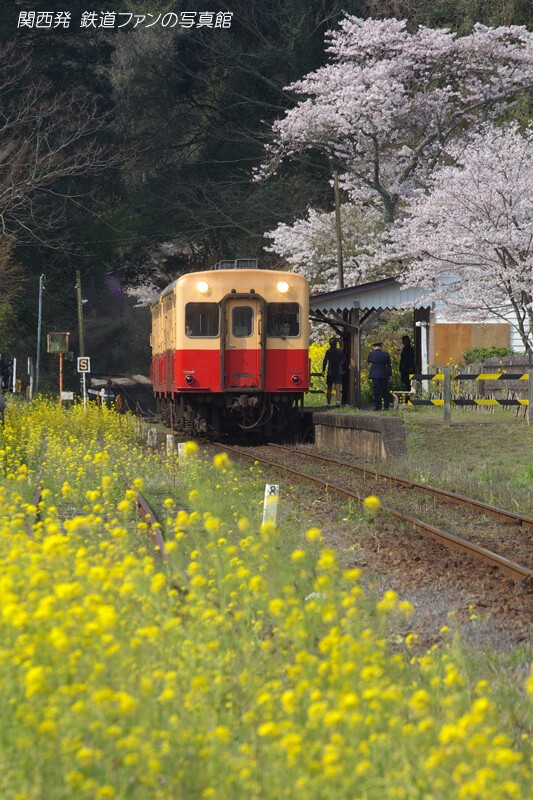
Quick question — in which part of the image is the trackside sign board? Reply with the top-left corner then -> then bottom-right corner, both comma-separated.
77,357 -> 91,372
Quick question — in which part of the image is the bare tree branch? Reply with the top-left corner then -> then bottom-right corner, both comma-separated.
0,41 -> 124,243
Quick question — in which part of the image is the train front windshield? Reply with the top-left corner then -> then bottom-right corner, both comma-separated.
266,303 -> 300,337
185,302 -> 220,337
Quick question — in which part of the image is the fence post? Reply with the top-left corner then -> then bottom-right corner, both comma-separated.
527,367 -> 533,425
443,366 -> 451,425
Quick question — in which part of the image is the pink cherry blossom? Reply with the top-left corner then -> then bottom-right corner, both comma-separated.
259,16 -> 533,224
394,124 -> 533,351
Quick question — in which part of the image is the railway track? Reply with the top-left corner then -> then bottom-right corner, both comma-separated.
212,442 -> 533,585
268,444 -> 533,529
125,479 -> 167,557
90,373 -> 159,418
30,478 -> 168,559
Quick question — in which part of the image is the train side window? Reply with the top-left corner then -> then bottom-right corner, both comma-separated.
185,303 -> 220,337
232,306 -> 253,337
266,303 -> 300,337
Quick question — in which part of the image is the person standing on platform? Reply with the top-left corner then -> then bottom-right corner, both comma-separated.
101,379 -> 116,409
0,354 -> 6,391
367,342 -> 392,411
322,337 -> 345,406
399,335 -> 416,391
341,338 -> 350,405
2,359 -> 13,392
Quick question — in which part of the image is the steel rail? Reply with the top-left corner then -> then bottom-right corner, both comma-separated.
125,479 -> 167,558
27,475 -> 43,538
31,477 -> 43,510
28,476 -> 168,564
214,443 -> 533,585
126,482 -> 210,600
268,443 -> 533,528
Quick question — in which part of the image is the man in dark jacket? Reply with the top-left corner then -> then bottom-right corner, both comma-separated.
322,337 -> 345,406
101,379 -> 116,409
367,342 -> 392,411
399,335 -> 416,391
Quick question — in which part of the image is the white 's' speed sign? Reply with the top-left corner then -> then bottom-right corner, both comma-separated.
77,357 -> 91,373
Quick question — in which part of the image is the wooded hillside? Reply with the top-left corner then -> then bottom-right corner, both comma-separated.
1,0 -> 532,372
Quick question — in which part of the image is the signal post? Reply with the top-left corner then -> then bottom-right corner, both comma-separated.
47,332 -> 70,407
77,356 -> 91,409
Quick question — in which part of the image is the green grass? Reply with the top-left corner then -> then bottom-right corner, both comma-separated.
385,408 -> 533,514
304,396 -> 533,511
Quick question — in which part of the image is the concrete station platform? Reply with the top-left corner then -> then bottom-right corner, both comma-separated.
310,409 -> 406,461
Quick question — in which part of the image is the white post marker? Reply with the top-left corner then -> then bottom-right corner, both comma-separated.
12,357 -> 16,393
178,442 -> 186,463
166,434 -> 175,454
27,357 -> 33,401
262,484 -> 280,526
77,356 -> 90,410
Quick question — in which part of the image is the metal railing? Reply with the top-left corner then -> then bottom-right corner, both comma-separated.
408,368 -> 533,424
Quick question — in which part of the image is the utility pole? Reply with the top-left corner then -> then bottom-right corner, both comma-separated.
329,157 -> 344,290
35,274 -> 45,394
527,350 -> 533,425
76,270 -> 85,356
333,169 -> 344,290
443,366 -> 452,425
76,270 -> 88,408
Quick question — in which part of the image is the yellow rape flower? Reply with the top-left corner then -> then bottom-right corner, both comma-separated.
213,452 -> 230,469
150,573 -> 167,593
249,575 -> 264,593
24,666 -> 46,698
317,549 -> 337,572
213,726 -> 231,743
343,568 -> 361,581
305,527 -> 322,542
257,722 -> 278,738
363,494 -> 381,513
526,664 -> 533,695
269,598 -> 284,617
95,788 -> 116,800
377,590 -> 398,612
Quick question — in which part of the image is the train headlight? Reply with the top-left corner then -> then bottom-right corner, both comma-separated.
277,280 -> 289,293
185,375 -> 194,384
197,280 -> 209,294
292,375 -> 301,384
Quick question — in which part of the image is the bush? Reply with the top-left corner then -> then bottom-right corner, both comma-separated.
462,347 -> 516,365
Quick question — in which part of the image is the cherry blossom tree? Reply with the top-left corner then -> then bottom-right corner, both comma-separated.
259,16 -> 533,284
394,124 -> 533,351
264,202 -> 383,291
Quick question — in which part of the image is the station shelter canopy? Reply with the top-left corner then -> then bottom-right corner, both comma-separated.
309,277 -> 431,406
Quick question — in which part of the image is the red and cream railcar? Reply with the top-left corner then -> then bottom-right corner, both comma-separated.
150,259 -> 309,436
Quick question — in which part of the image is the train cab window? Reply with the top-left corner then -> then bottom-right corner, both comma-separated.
266,303 -> 300,337
232,306 -> 253,337
185,303 -> 220,337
